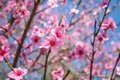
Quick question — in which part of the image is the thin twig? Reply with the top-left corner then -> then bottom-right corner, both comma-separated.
110,54 -> 120,80
4,58 -> 13,71
69,0 -> 81,27
0,27 -> 20,45
89,0 -> 111,80
29,52 -> 42,69
63,70 -> 70,80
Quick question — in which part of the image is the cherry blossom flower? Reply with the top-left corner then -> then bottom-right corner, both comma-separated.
13,5 -> 30,18
19,6 -> 30,18
0,45 -> 10,61
48,0 -> 58,8
8,67 -> 27,80
70,8 -> 79,15
30,34 -> 41,45
51,67 -> 64,80
4,1 -> 16,13
101,18 -> 117,30
7,1 -> 16,8
49,15 -> 58,26
99,0 -> 109,8
104,63 -> 112,70
69,42 -> 87,60
39,46 -> 49,54
30,25 -> 45,45
97,31 -> 109,41
32,25 -> 44,36
51,27 -> 65,41
44,36 -> 58,48
116,67 -> 120,75
74,42 -> 86,59
60,0 -> 66,4
0,36 -> 8,45
25,0 -> 34,10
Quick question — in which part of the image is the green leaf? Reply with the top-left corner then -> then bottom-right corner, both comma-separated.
58,15 -> 64,26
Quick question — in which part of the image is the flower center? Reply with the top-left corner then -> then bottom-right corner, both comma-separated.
0,50 -> 6,56
15,70 -> 23,76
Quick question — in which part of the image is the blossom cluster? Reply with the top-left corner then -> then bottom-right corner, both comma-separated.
0,0 -> 120,80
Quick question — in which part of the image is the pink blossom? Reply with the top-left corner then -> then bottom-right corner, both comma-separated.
39,46 -> 49,54
13,5 -> 30,18
99,0 -> 109,8
105,63 -> 112,70
89,0 -> 94,4
0,45 -> 10,61
30,26 -> 45,45
38,12 -> 44,19
13,6 -> 20,18
60,0 -> 66,4
0,36 -> 8,45
25,0 -> 34,10
4,1 -> 16,13
30,34 -> 41,45
49,15 -> 58,26
101,18 -> 117,30
20,6 -> 30,18
92,69 -> 99,75
32,25 -> 44,36
45,26 -> 52,33
48,0 -> 58,8
73,42 -> 86,59
51,27 -> 65,41
116,67 -> 120,75
44,36 -> 60,49
8,67 -> 27,80
51,67 -> 64,80
97,31 -> 109,41
7,1 -> 16,8
0,1 -> 3,8
70,8 -> 79,15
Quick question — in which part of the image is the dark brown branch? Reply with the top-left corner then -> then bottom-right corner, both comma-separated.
89,0 -> 111,80
12,0 -> 41,68
63,70 -> 70,80
43,49 -> 51,80
89,20 -> 97,80
8,17 -> 15,30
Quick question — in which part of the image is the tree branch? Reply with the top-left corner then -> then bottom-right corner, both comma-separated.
110,54 -> 120,80
63,70 -> 70,80
12,0 -> 41,68
43,49 -> 51,80
89,0 -> 111,79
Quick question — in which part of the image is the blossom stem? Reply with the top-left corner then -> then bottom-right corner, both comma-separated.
29,52 -> 42,69
4,58 -> 13,71
43,49 -> 51,80
110,54 -> 120,80
69,0 -> 81,27
63,70 -> 70,80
